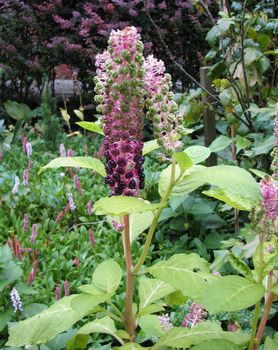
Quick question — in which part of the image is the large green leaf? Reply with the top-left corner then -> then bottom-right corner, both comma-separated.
197,276 -> 265,313
94,197 -> 163,216
153,322 -> 249,349
7,294 -> 107,346
190,339 -> 241,350
39,157 -> 105,177
76,121 -> 104,135
160,165 -> 260,210
148,254 -> 215,298
4,100 -> 32,121
264,337 -> 278,350
209,136 -> 232,153
138,277 -> 175,309
0,245 -> 23,292
174,152 -> 193,173
184,146 -> 211,164
92,259 -> 122,294
108,211 -> 154,243
77,316 -> 123,344
138,315 -> 164,338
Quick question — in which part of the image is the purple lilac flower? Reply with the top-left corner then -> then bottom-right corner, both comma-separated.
144,55 -> 182,154
94,27 -> 145,196
55,286 -> 61,301
10,287 -> 23,312
59,143 -> 66,157
23,169 -> 29,186
30,224 -> 37,243
87,200 -> 93,215
73,175 -> 82,194
25,142 -> 32,157
23,213 -> 28,232
159,314 -> 173,332
64,280 -> 70,296
260,176 -> 278,222
12,176 -> 19,194
68,193 -> 76,211
182,303 -> 207,328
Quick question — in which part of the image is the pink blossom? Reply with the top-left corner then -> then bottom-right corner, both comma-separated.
260,176 -> 278,222
89,228 -> 95,245
30,224 -> 37,243
64,280 -> 70,296
28,259 -> 38,285
68,193 -> 76,212
74,175 -> 82,194
87,200 -> 93,215
182,303 -> 207,328
55,210 -> 64,223
23,169 -> 29,186
159,314 -> 173,332
12,176 -> 20,194
23,213 -> 29,232
55,286 -> 61,301
25,142 -> 32,156
59,143 -> 66,157
112,220 -> 125,232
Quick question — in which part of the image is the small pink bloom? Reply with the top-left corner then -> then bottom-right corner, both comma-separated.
55,286 -> 61,301
68,193 -> 76,212
112,220 -> 125,232
87,200 -> 93,215
89,228 -> 95,245
23,169 -> 29,186
55,211 -> 64,223
59,143 -> 66,157
23,213 -> 29,232
74,175 -> 82,194
64,280 -> 70,296
30,224 -> 37,243
74,257 -> 80,266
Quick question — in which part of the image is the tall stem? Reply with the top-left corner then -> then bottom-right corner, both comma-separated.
248,233 -> 265,350
133,158 -> 176,274
123,215 -> 135,340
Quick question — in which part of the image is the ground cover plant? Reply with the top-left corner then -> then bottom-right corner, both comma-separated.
1,25 -> 277,350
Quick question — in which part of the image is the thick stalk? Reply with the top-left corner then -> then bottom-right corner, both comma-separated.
254,292 -> 275,350
133,158 -> 176,274
123,215 -> 135,340
248,233 -> 265,350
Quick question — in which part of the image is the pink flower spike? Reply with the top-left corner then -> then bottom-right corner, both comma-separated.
260,176 -> 278,222
68,193 -> 76,212
64,280 -> 70,296
55,211 -> 64,223
89,228 -> 95,245
59,143 -> 66,157
23,169 -> 29,186
12,176 -> 20,194
55,286 -> 61,301
182,303 -> 207,328
159,314 -> 173,332
30,224 -> 37,243
25,142 -> 32,157
74,175 -> 82,194
87,200 -> 93,215
23,213 -> 28,232
112,220 -> 125,232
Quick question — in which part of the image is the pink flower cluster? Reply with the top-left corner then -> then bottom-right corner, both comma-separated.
271,103 -> 278,177
181,303 -> 207,328
260,176 -> 278,223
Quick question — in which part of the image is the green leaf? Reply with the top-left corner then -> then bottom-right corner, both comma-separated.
4,100 -> 32,121
73,110 -> 84,121
236,135 -> 251,153
190,339 -> 241,350
138,315 -> 164,338
92,259 -> 122,294
108,211 -> 154,243
197,276 -> 265,313
117,344 -> 146,349
244,47 -> 262,65
253,240 -> 277,276
256,34 -> 271,51
137,304 -> 165,317
94,197 -> 163,216
78,284 -> 107,296
76,122 -> 103,135
148,254 -> 215,298
138,277 -> 175,309
264,337 -> 278,350
77,316 -> 123,344
184,146 -> 211,164
209,136 -> 232,153
174,152 -> 193,173
142,139 -> 160,155
39,157 -> 105,177
0,308 -> 13,331
227,253 -> 253,281
249,169 -> 268,178
66,334 -> 89,350
7,294 -> 106,346
253,136 -> 275,156
153,321 -> 249,349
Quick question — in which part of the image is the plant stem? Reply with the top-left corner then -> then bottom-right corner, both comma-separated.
123,214 -> 135,340
248,233 -> 265,350
133,158 -> 176,274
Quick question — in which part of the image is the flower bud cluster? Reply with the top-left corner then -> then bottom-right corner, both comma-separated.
181,303 -> 207,328
144,55 -> 182,155
271,103 -> 278,177
95,27 -> 145,196
260,176 -> 278,225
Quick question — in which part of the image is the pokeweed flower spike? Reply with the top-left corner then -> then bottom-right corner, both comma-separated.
23,169 -> 29,186
182,303 -> 207,328
30,224 -> 37,243
159,314 -> 173,332
271,102 -> 278,177
10,287 -> 23,312
260,176 -> 278,225
144,55 -> 183,155
12,176 -> 20,194
25,142 -> 32,157
23,213 -> 29,232
95,27 -> 145,196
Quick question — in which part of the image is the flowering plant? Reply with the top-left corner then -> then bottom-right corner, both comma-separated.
7,28 -> 277,350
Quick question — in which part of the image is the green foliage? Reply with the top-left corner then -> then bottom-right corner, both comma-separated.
92,260 -> 122,294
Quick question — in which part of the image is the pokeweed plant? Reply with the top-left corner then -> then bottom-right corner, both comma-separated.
7,28 -> 277,350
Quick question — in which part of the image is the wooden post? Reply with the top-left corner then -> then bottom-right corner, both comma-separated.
200,67 -> 217,166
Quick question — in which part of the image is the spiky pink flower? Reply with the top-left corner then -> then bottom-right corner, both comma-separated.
22,135 -> 27,150
55,286 -> 61,301
23,169 -> 29,186
25,142 -> 32,157
144,55 -> 182,154
260,176 -> 278,222
74,175 -> 82,194
55,210 -> 64,223
112,220 -> 125,232
10,287 -> 23,312
64,280 -> 70,296
28,259 -> 38,285
95,27 -> 145,196
12,176 -> 20,194
87,200 -> 93,215
89,228 -> 95,245
159,314 -> 173,332
59,143 -> 66,157
30,224 -> 37,243
68,193 -> 76,211
23,213 -> 29,232
181,303 -> 207,328
271,103 -> 278,177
